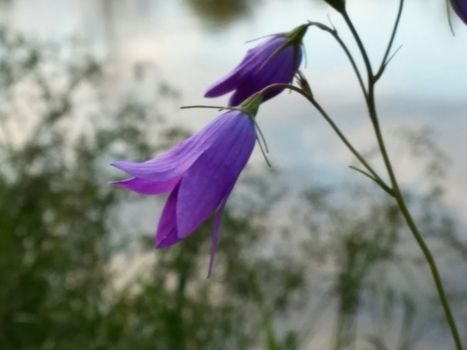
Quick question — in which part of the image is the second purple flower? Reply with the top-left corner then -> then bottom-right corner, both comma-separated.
205,24 -> 308,106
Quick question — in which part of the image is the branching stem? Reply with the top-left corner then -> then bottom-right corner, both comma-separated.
307,21 -> 368,99
340,3 -> 464,348
257,83 -> 392,196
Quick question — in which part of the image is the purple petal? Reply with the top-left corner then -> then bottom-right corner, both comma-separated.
112,177 -> 180,195
155,183 -> 181,248
204,36 -> 287,99
229,45 -> 301,106
452,0 -> 467,24
204,67 -> 245,98
176,112 -> 256,238
111,112 -> 238,182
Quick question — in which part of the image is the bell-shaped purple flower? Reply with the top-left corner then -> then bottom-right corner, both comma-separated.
112,110 -> 256,276
451,0 -> 467,24
205,25 -> 307,106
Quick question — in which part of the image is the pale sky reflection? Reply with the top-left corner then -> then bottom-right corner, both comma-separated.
2,0 -> 466,221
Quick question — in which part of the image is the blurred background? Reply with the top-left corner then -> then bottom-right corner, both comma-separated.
0,0 -> 466,349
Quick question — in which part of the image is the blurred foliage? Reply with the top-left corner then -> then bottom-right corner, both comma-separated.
183,0 -> 257,26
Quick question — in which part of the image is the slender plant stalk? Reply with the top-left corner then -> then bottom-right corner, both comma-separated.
307,21 -> 368,98
367,93 -> 464,350
374,0 -> 405,80
258,2 -> 463,346
341,2 -> 464,349
342,11 -> 373,85
257,83 -> 392,195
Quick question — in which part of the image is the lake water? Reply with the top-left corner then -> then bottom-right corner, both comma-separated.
2,0 -> 466,221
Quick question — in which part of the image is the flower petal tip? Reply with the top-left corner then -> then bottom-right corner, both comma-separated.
155,236 -> 180,249
110,160 -> 127,171
203,88 -> 216,98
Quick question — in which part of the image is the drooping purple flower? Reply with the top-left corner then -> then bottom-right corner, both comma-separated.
205,25 -> 307,106
451,0 -> 467,24
112,110 -> 256,276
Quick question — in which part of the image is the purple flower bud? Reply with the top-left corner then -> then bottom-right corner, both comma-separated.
112,111 -> 256,276
205,25 -> 307,106
451,0 -> 467,24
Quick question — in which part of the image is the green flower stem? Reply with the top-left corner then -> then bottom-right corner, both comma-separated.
342,11 -> 374,84
306,21 -> 368,98
341,2 -> 464,348
258,83 -> 392,196
374,0 -> 405,81
367,93 -> 464,350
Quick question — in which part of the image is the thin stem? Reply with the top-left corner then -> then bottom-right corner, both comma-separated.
342,11 -> 373,81
307,21 -> 367,99
255,133 -> 272,168
374,0 -> 405,81
349,166 -> 393,197
251,117 -> 270,153
384,45 -> 403,68
306,95 -> 391,196
341,6 -> 464,348
367,96 -> 464,350
258,83 -> 391,195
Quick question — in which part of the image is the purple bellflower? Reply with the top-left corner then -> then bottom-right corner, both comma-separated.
451,0 -> 467,24
112,96 -> 263,276
204,24 -> 308,106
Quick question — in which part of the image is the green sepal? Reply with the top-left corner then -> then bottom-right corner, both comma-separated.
240,93 -> 264,118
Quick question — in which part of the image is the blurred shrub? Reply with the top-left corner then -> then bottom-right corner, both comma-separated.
0,29 -> 304,350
